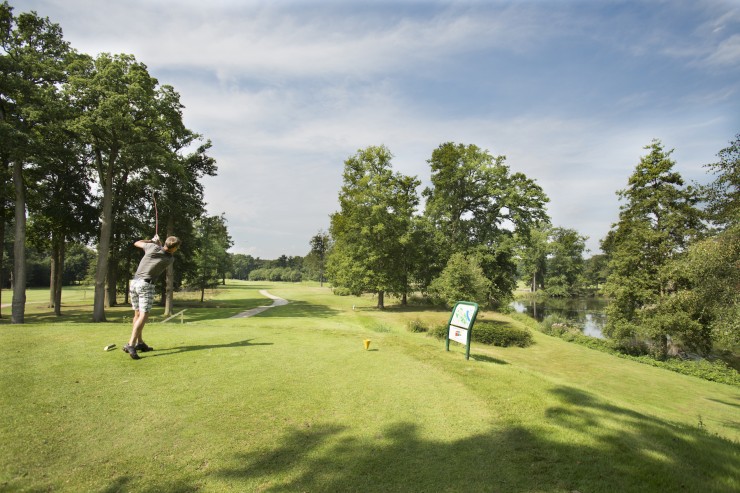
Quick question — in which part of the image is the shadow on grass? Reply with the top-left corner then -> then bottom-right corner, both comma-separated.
0,305 -> 134,324
0,300 -> 265,325
149,339 -> 273,357
212,386 -> 739,493
0,283 -> 279,325
470,354 -> 509,365
102,476 -> 198,493
2,304 -> 260,325
252,300 -> 341,319
100,476 -> 131,493
707,397 -> 740,409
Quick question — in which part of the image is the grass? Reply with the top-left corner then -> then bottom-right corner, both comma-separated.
1,281 -> 738,492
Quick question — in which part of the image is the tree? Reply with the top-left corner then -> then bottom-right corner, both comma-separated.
645,136 -> 740,355
188,214 -> 232,302
602,139 -> 704,357
327,145 -> 420,308
406,215 -> 446,295
1,3 -> 73,323
0,147 -> 10,316
308,230 -> 330,286
25,96 -> 96,315
704,134 -> 739,231
161,141 -> 217,313
423,142 -> 549,307
652,225 -> 739,355
544,227 -> 587,297
67,53 -> 155,321
63,243 -> 95,285
230,253 -> 257,280
516,227 -> 549,293
583,254 -> 609,291
428,252 -> 490,308
67,53 -> 210,320
374,170 -> 425,305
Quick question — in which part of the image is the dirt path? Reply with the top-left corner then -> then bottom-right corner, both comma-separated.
230,290 -> 288,318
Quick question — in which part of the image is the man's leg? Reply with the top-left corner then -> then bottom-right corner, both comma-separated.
128,310 -> 146,346
124,280 -> 145,360
130,310 -> 149,346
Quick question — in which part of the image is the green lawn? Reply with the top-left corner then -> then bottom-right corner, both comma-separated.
1,281 -> 738,492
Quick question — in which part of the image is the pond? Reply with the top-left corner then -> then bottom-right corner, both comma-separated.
511,296 -> 609,339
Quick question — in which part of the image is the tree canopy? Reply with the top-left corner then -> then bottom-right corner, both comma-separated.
704,133 -> 739,231
423,142 -> 550,307
327,145 -> 420,308
602,139 -> 705,357
1,3 -> 218,322
1,2 -> 75,322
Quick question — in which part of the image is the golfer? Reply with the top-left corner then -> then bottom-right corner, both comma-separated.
123,235 -> 181,360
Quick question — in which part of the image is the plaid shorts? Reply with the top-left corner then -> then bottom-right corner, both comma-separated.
130,278 -> 155,313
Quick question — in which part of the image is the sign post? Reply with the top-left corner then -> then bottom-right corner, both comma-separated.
445,301 -> 479,360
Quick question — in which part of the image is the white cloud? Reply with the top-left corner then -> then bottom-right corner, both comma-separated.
34,1 -> 562,81
708,34 -> 740,66
17,0 -> 740,258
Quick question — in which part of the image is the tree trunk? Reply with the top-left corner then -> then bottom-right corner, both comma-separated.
200,218 -> 210,303
0,210 -> 4,319
124,256 -> 131,305
54,240 -> 64,316
377,290 -> 384,309
164,262 -> 174,315
106,254 -> 118,307
92,152 -> 115,322
0,119 -> 6,318
12,159 -> 26,324
655,334 -> 669,361
164,217 -> 174,316
49,242 -> 57,308
49,233 -> 65,315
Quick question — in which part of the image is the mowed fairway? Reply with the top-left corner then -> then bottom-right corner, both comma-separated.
1,281 -> 738,492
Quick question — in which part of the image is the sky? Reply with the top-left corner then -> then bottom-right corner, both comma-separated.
16,0 -> 740,258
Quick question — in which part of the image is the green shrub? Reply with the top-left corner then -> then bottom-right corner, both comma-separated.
407,294 -> 435,305
540,314 -> 573,336
613,338 -> 650,356
332,287 -> 353,296
428,253 -> 491,307
407,319 -> 429,333
427,321 -> 533,348
540,314 -> 581,341
428,324 -> 448,340
473,321 -> 533,348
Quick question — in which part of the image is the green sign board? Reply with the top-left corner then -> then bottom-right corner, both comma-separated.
445,301 -> 479,360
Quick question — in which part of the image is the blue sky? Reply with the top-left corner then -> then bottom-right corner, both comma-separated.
18,0 -> 740,258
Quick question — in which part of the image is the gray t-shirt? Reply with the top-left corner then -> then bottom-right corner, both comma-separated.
134,243 -> 174,281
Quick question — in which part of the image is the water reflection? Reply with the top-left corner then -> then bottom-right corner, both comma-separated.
511,297 -> 608,339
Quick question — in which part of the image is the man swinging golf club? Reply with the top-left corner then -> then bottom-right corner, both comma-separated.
123,234 -> 181,360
